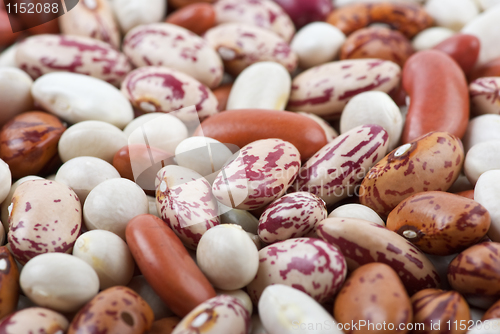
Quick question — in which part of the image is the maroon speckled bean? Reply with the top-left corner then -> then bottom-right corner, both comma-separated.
470,77 -> 500,115
0,307 -> 69,334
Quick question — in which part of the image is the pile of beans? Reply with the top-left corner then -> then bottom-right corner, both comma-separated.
1,0 -> 500,333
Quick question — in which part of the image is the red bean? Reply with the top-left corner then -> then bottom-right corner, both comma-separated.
433,34 -> 480,75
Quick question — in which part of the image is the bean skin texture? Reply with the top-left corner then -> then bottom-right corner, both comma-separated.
402,50 -> 469,144
387,191 -> 491,256
0,246 -> 20,320
165,3 -> 216,35
326,2 -> 433,39
334,263 -> 413,334
432,34 -> 481,76
194,109 -> 327,163
125,214 -> 216,317
359,131 -> 464,217
411,289 -> 470,334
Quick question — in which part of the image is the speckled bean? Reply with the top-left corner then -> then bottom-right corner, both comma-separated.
470,77 -> 500,116
387,191 -> 491,255
123,23 -> 223,89
212,139 -> 301,211
0,246 -> 19,319
258,192 -> 327,244
287,59 -> 401,119
16,35 -> 130,85
156,165 -> 220,249
0,307 -> 69,334
8,179 -> 82,264
317,217 -> 441,294
359,131 -> 464,217
0,68 -> 33,126
293,124 -> 389,206
246,238 -> 347,304
204,23 -> 298,76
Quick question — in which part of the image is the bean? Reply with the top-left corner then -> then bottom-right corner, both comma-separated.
401,50 -> 469,143
469,56 -> 500,81
148,317 -> 181,334
9,179 -> 82,264
169,0 -> 214,9
194,109 -> 328,162
297,112 -> 338,142
463,115 -> 500,152
317,217 -> 440,294
211,83 -> 232,111
483,300 -> 500,321
127,275 -> 173,320
218,203 -> 259,234
0,158 -> 10,206
215,289 -> 253,315
424,0 -> 479,31
412,27 -> 456,51
125,214 -> 216,317
470,77 -> 500,115
0,68 -> 33,126
433,34 -> 481,75
474,170 -> 500,242
387,191 -> 491,255
0,246 -> 19,319
273,0 -> 332,29
0,307 -> 68,334
328,203 -> 385,226
165,3 -> 216,35
111,0 -> 167,34
464,141 -> 500,185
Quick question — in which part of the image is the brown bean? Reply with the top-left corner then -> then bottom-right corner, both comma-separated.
165,3 -> 216,35
0,246 -> 19,319
483,299 -> 500,321
148,317 -> 181,334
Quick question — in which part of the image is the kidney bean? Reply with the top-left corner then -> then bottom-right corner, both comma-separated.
0,111 -> 65,179
59,0 -> 121,48
432,34 -> 480,76
212,138 -> 301,211
287,59 -> 401,119
326,2 -> 433,39
298,112 -> 338,142
1,176 -> 42,232
196,225 -> 258,290
469,57 -> 500,81
171,295 -> 249,334
32,72 -> 134,129
448,242 -> 500,308
9,179 -> 82,264
483,300 -> 500,321
293,124 -> 389,206
123,23 -> 223,89
156,165 -> 219,249
194,109 -> 327,162
411,288 -> 470,334
226,62 -> 291,111
165,3 -> 216,35
20,252 -> 99,312
317,217 -> 441,294
212,83 -> 232,111
259,284 -> 340,334
16,35 -> 131,86
58,120 -> 128,163
126,214 -> 217,317
213,0 -> 295,42
464,141 -> 500,185
412,27 -> 456,51
0,307 -> 69,334
121,66 -> 219,123
68,286 -> 154,334
247,238 -> 347,304
148,317 -> 180,334
334,263 -> 413,334
360,132 -> 464,217
329,203 -> 385,226
463,115 -> 500,152
273,0 -> 332,29
84,178 -> 149,240
475,170 -> 500,242
425,0 -> 479,31
340,26 -> 414,68
387,191 -> 491,255
112,0 -> 167,34
291,22 -> 346,69
258,192 -> 326,244
0,246 -> 19,319
0,68 -> 33,126
402,50 -> 469,143
340,91 -> 403,150
470,77 -> 500,115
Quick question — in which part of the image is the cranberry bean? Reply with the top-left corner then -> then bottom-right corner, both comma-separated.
259,284 -> 341,334
326,2 -> 433,39
215,289 -> 253,315
412,27 -> 456,51
68,286 -> 154,334
273,0 -> 333,29
293,124 -> 389,206
258,192 -> 327,244
464,141 -> 500,185
20,253 -> 99,312
334,263 -> 413,334
126,214 -> 216,317
387,191 -> 491,255
425,0 -> 479,31
246,238 -> 347,304
212,139 -> 301,211
340,26 -> 414,67
156,165 -> 219,249
112,0 -> 167,34
59,0 -> 121,48
433,34 -> 480,75
204,23 -> 297,76
9,179 -> 82,264
165,3 -> 216,35
317,217 -> 441,294
123,23 -> 223,89
213,0 -> 295,42
0,307 -> 68,334
328,203 -> 385,226
470,77 -> 500,115
448,242 -> 500,308
359,131 -> 464,217
287,59 -> 400,119
194,109 -> 328,162
0,68 -> 33,126
475,170 -> 500,242
0,246 -> 19,319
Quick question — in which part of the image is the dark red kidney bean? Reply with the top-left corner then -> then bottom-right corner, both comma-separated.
469,57 -> 500,81
433,34 -> 480,75
165,3 -> 216,35
402,50 -> 469,144
272,0 -> 332,29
